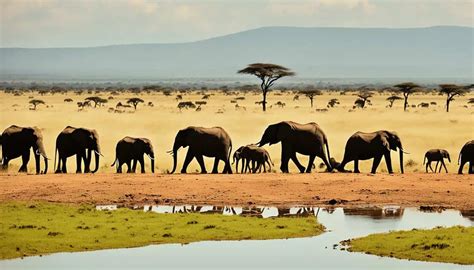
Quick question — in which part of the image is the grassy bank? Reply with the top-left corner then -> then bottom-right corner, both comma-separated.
0,202 -> 324,260
344,226 -> 474,265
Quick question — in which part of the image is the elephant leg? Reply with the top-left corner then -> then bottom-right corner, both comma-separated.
223,157 -> 232,174
61,157 -> 67,173
195,154 -> 207,174
262,160 -> 266,173
2,157 -> 9,171
441,160 -> 448,173
19,150 -> 30,172
251,160 -> 256,173
305,155 -> 316,173
337,157 -> 352,173
317,147 -> 332,172
280,146 -> 291,173
212,158 -> 220,174
371,155 -> 383,174
458,160 -> 466,174
139,156 -> 145,173
469,162 -> 473,174
384,152 -> 393,174
354,159 -> 360,173
290,152 -> 305,173
126,161 -> 132,173
76,153 -> 83,173
132,159 -> 137,173
428,161 -> 435,173
55,155 -> 62,173
117,161 -> 123,173
434,161 -> 439,173
181,150 -> 195,174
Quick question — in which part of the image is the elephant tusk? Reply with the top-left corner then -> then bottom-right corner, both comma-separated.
94,150 -> 104,157
35,149 -> 41,156
146,154 -> 154,160
399,148 -> 410,154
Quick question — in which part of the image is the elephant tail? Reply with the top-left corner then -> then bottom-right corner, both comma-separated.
111,158 -> 117,167
227,143 -> 233,164
458,152 -> 461,165
423,154 -> 427,165
53,144 -> 58,172
325,138 -> 332,169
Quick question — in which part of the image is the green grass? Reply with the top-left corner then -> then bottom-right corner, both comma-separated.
0,202 -> 324,260
345,226 -> 474,265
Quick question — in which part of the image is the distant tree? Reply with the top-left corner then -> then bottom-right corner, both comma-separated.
386,95 -> 403,108
202,94 -> 210,99
394,82 -> 420,111
327,98 -> 340,108
353,91 -> 373,109
176,94 -> 183,101
85,96 -> 108,108
274,101 -> 286,108
127,97 -> 144,110
29,99 -> 45,110
439,84 -> 469,112
177,101 -> 196,111
299,89 -> 322,108
238,63 -> 295,111
293,95 -> 299,101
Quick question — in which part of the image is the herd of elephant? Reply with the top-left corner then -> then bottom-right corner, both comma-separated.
1,122 -> 473,175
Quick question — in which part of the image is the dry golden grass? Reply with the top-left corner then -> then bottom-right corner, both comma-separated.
1,90 -> 472,174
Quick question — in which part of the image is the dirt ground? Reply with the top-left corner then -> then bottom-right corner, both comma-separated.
0,173 -> 472,210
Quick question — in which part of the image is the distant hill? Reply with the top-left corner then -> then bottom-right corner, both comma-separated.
1,26 -> 472,80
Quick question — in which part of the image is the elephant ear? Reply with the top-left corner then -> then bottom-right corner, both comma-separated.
275,122 -> 292,142
380,134 -> 391,152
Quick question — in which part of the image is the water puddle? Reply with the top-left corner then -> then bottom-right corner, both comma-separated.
3,205 -> 473,269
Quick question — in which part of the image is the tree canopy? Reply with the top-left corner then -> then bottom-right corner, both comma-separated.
386,95 -> 403,108
439,84 -> 468,112
238,63 -> 295,111
394,82 -> 420,111
29,99 -> 45,110
127,97 -> 144,110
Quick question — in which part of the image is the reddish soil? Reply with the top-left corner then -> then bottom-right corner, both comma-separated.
0,173 -> 473,209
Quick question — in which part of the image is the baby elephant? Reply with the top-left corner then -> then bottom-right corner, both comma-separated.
111,137 -> 155,173
423,149 -> 450,173
234,145 -> 273,173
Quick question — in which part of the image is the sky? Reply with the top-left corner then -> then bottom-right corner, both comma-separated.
1,0 -> 473,48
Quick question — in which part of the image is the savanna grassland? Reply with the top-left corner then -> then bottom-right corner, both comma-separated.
1,89 -> 472,174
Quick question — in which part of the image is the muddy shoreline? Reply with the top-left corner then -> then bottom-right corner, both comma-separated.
0,173 -> 473,210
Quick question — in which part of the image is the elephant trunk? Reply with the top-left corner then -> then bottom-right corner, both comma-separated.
91,151 -> 100,173
447,154 -> 451,163
149,153 -> 155,173
170,148 -> 178,174
399,148 -> 404,174
36,140 -> 48,174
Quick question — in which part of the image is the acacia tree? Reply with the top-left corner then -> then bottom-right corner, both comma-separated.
386,95 -> 403,108
238,63 -> 295,111
29,99 -> 45,110
439,84 -> 468,112
394,82 -> 420,111
353,91 -> 373,109
85,96 -> 108,108
127,97 -> 144,110
299,89 -> 322,108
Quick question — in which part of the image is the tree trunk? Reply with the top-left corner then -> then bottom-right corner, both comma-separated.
310,97 -> 314,108
262,91 -> 267,112
403,97 -> 408,111
446,98 -> 450,112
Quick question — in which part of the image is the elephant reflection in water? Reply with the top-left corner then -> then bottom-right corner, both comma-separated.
277,207 -> 314,217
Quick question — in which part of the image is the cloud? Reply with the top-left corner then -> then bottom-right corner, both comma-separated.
0,0 -> 472,47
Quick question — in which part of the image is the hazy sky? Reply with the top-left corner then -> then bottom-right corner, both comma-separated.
1,0 -> 472,48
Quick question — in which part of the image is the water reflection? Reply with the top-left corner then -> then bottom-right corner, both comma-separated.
2,206 -> 473,270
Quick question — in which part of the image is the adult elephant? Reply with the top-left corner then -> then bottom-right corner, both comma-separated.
458,140 -> 473,174
257,121 -> 332,173
423,149 -> 450,173
111,136 -> 155,173
169,126 -> 232,174
337,130 -> 407,174
1,125 -> 48,174
54,126 -> 102,173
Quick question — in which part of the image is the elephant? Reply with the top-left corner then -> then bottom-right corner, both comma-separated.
111,137 -> 155,173
423,149 -> 450,173
257,121 -> 332,173
54,126 -> 102,173
336,130 -> 407,174
240,145 -> 274,173
458,140 -> 473,174
233,145 -> 273,173
169,126 -> 232,174
0,125 -> 48,174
